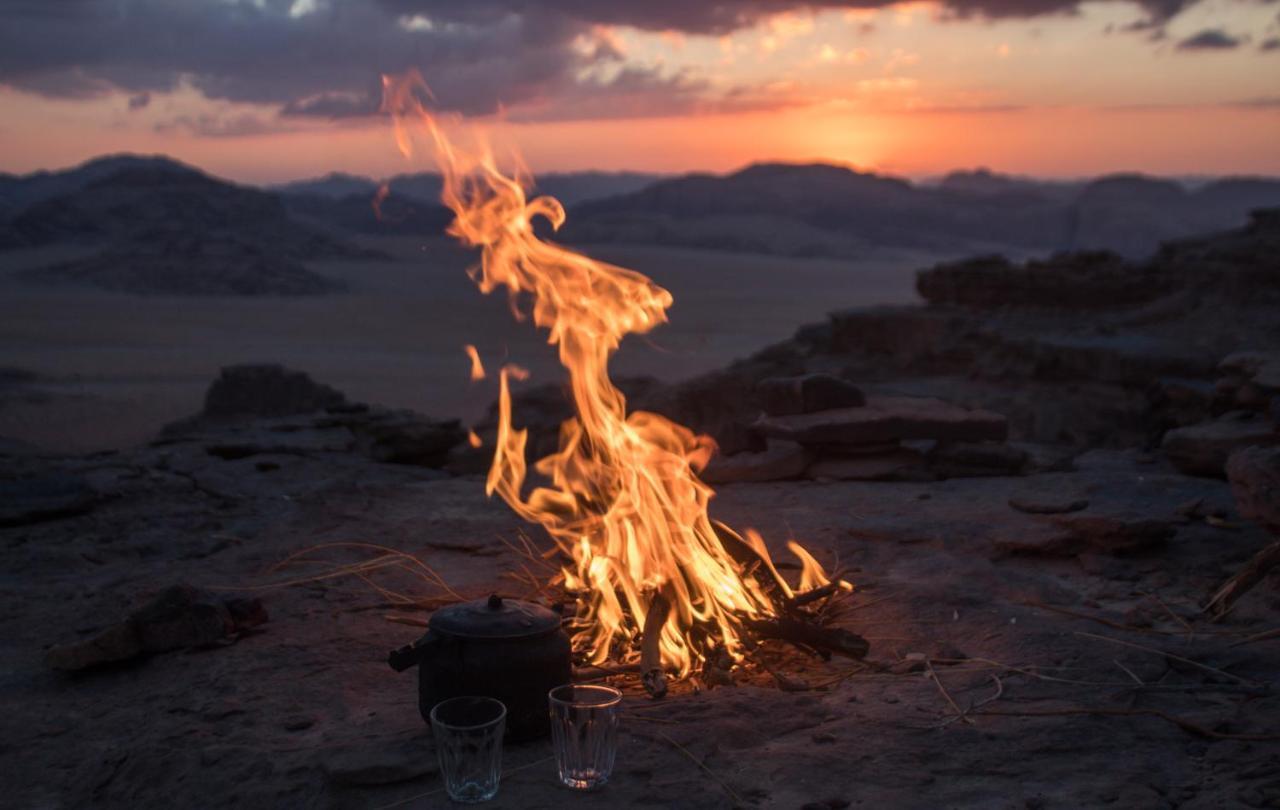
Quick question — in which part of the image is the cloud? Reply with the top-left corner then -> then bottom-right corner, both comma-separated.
1261,37 -> 1280,52
0,0 -> 1258,132
127,92 -> 152,111
1176,28 -> 1245,50
154,111 -> 283,138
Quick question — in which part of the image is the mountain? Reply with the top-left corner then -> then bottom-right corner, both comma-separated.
0,154 -> 194,220
274,169 -> 665,237
2,155 -> 368,296
273,172 -> 379,200
565,163 -> 1280,259
276,169 -> 663,208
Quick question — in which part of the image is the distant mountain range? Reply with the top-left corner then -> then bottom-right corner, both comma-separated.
563,164 -> 1280,259
0,155 -> 366,295
2,154 -> 1279,296
273,169 -> 664,237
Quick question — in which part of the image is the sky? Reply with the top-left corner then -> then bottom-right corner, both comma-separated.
0,0 -> 1277,183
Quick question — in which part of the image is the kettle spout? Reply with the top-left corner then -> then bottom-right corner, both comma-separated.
388,632 -> 438,672
388,643 -> 420,672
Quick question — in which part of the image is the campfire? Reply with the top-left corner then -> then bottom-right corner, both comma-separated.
381,71 -> 866,694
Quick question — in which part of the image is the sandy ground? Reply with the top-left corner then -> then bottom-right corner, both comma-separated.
1,429 -> 1277,809
0,238 -> 934,453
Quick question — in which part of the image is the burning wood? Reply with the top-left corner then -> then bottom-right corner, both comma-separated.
381,70 -> 861,686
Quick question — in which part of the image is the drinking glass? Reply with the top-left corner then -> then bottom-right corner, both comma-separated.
548,684 -> 622,790
430,696 -> 506,803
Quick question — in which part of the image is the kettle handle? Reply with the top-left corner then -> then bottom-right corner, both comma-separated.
388,630 -> 439,672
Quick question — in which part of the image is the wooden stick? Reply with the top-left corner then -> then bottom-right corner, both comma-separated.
1204,540 -> 1280,619
641,593 -> 671,699
746,616 -> 869,660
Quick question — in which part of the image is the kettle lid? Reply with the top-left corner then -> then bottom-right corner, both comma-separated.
428,594 -> 562,639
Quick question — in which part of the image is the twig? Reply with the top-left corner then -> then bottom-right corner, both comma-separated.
1230,627 -> 1280,648
1024,600 -> 1174,636
925,658 -> 974,726
973,707 -> 1280,741
654,729 -> 746,806
936,675 -> 1003,728
1074,631 -> 1261,687
1113,659 -> 1145,686
1145,592 -> 1195,640
1204,540 -> 1280,620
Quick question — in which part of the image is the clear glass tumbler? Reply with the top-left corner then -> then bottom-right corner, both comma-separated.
548,684 -> 622,790
430,696 -> 506,803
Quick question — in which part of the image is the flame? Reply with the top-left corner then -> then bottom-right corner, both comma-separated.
383,70 -> 842,676
372,181 -> 390,220
463,344 -> 486,381
467,429 -> 483,449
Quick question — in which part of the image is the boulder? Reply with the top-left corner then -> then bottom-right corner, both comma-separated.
702,441 -> 812,484
755,395 -> 1007,447
1226,445 -> 1280,533
929,441 -> 1029,478
0,474 -> 95,527
1008,488 -> 1089,515
203,364 -> 346,419
343,408 -> 464,467
1161,412 -> 1278,477
915,251 -> 1166,311
755,373 -> 865,416
805,449 -> 933,482
1049,513 -> 1175,553
45,585 -> 267,672
1220,351 -> 1280,396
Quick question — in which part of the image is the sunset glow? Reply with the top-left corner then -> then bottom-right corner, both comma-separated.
1,1 -> 1277,180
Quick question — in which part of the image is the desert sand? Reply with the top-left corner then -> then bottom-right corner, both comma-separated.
0,237 -> 934,453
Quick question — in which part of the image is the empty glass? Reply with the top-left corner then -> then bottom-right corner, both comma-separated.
548,684 -> 622,790
430,696 -> 506,803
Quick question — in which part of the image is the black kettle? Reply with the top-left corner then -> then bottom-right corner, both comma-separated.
389,594 -> 573,741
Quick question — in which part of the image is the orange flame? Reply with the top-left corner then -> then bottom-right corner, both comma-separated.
463,344 -> 486,381
372,181 -> 390,220
383,70 -> 842,676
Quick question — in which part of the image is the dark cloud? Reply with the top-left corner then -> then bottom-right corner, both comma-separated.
1261,37 -> 1280,51
0,0 -> 1251,131
1176,28 -> 1245,50
0,0 -> 588,118
127,92 -> 151,110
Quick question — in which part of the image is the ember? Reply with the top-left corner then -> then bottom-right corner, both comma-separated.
381,70 -> 856,687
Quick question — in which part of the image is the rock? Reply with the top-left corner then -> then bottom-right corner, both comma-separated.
1009,489 -> 1090,515
1220,351 -> 1280,395
916,251 -> 1166,311
344,409 -> 464,467
929,441 -> 1029,478
0,474 -> 95,527
1049,513 -> 1176,553
805,449 -> 933,482
45,585 -> 267,672
321,736 -> 435,786
755,395 -> 1007,447
203,364 -> 346,420
756,373 -> 865,416
1226,446 -> 1280,533
702,441 -> 812,484
1161,412 -> 1278,477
